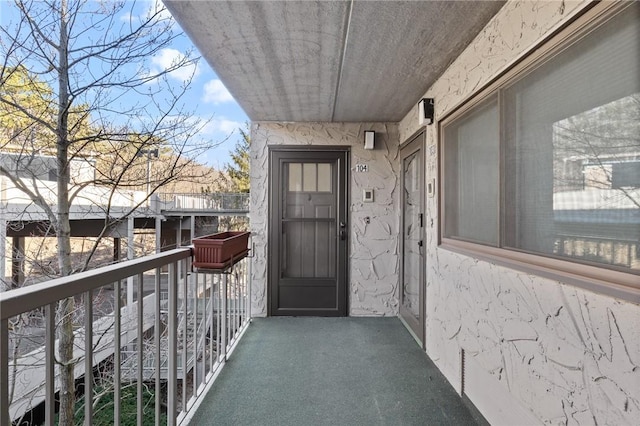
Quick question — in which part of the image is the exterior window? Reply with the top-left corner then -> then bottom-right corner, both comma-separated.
442,3 -> 640,276
443,96 -> 499,246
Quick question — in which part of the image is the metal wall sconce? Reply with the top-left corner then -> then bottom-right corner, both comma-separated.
364,130 -> 375,150
418,98 -> 435,125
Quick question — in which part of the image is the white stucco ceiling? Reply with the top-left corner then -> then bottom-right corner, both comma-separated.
164,1 -> 505,122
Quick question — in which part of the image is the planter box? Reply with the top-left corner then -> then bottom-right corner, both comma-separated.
192,231 -> 251,269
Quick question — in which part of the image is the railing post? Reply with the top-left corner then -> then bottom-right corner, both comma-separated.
217,274 -> 222,364
221,273 -> 227,361
248,250 -> 253,322
84,290 -> 94,426
168,261 -> 178,426
154,267 -> 161,426
240,261 -> 246,328
137,273 -> 144,426
1,318 -> 9,426
155,217 -> 162,254
235,268 -> 239,336
236,264 -> 240,335
213,275 -> 217,365
0,218 -> 6,291
45,303 -> 55,426
114,280 -> 122,426
182,259 -> 188,411
193,271 -> 199,399
127,216 -> 135,310
232,270 -> 237,339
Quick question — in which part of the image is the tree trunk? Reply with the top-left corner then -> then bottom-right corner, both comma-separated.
56,1 -> 76,424
1,1 -> 216,421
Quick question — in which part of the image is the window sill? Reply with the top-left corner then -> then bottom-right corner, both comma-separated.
439,239 -> 640,305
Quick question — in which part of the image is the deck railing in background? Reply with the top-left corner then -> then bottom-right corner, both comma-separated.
0,248 -> 251,426
158,192 -> 250,212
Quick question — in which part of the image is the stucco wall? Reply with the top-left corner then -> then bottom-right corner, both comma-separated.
249,122 -> 400,317
398,0 -> 640,424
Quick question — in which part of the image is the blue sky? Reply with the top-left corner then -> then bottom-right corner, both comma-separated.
0,0 -> 249,169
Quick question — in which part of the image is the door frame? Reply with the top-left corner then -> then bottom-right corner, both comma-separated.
399,130 -> 426,347
268,146 -> 350,316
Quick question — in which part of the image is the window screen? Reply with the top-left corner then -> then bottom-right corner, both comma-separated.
443,3 -> 640,274
444,96 -> 499,246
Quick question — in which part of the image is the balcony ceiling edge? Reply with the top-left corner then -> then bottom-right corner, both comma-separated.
164,0 -> 505,123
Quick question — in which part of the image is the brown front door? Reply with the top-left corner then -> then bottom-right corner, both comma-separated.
269,148 -> 348,316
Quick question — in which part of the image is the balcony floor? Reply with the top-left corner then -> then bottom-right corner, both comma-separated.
190,317 -> 485,425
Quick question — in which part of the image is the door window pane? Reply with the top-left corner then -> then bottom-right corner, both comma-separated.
289,163 -> 302,192
303,163 -> 317,192
317,163 -> 332,192
289,162 -> 333,193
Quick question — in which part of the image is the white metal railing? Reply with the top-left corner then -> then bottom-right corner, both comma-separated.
157,192 -> 249,212
0,248 -> 251,426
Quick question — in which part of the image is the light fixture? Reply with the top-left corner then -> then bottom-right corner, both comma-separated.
418,98 -> 435,125
364,131 -> 375,150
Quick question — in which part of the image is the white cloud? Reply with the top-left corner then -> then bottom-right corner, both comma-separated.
201,117 -> 243,135
184,116 -> 245,167
149,48 -> 200,82
120,12 -> 134,23
119,1 -> 173,25
146,0 -> 173,23
214,118 -> 243,134
202,79 -> 234,104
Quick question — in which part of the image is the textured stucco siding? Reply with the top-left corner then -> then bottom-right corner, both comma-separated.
398,1 -> 640,424
249,122 -> 401,317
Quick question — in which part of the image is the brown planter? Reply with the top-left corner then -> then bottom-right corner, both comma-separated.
192,231 -> 251,269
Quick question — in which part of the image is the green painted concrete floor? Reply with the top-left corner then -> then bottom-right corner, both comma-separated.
189,317 -> 484,426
